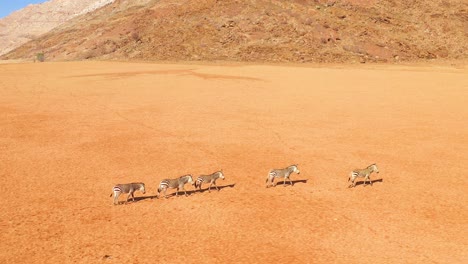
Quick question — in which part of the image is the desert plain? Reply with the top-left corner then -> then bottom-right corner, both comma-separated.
0,61 -> 467,263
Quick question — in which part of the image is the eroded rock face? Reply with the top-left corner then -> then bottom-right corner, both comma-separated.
2,0 -> 467,63
0,0 -> 115,55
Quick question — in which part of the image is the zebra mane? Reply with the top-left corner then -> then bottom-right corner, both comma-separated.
179,174 -> 192,179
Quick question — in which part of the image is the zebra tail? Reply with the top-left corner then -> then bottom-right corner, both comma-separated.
109,193 -> 113,197
194,181 -> 198,188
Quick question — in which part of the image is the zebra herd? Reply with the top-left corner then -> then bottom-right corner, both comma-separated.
110,164 -> 380,205
110,170 -> 226,205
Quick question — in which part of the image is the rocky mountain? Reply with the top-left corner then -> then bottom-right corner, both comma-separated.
2,0 -> 467,63
0,0 -> 115,56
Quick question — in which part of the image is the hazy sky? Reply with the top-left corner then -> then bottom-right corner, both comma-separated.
0,0 -> 48,18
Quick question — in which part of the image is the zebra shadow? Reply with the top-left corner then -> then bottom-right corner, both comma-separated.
274,179 -> 308,186
131,195 -> 158,202
156,189 -> 200,199
353,178 -> 383,187
112,195 -> 154,205
196,183 -> 236,193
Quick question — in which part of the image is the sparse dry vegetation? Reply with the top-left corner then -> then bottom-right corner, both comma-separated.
35,52 -> 45,62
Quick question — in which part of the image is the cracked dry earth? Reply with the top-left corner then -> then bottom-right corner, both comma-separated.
0,61 -> 466,263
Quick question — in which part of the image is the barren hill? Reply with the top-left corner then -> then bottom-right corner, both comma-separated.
2,0 -> 467,63
0,0 -> 118,56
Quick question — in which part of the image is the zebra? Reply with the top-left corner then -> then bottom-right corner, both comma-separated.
157,174 -> 194,198
266,165 -> 300,188
110,182 -> 146,205
194,171 -> 225,192
348,163 -> 379,188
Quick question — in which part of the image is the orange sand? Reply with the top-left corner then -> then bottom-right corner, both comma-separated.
0,61 -> 466,263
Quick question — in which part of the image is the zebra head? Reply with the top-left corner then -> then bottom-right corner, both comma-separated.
370,164 -> 379,173
292,165 -> 300,174
217,171 -> 225,180
187,175 -> 194,184
139,183 -> 146,194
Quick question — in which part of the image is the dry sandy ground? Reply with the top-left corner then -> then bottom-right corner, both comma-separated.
0,61 -> 466,263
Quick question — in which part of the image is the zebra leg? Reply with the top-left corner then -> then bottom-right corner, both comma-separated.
179,183 -> 188,196
208,183 -> 213,193
214,180 -> 220,191
163,188 -> 168,199
157,187 -> 162,199
348,174 -> 353,188
349,179 -> 356,188
175,188 -> 179,197
363,174 -> 370,186
113,192 -> 120,205
351,175 -> 357,188
157,187 -> 164,199
283,177 -> 287,187
288,176 -> 293,186
266,175 -> 271,188
125,192 -> 131,203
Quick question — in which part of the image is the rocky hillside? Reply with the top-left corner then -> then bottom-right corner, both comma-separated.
2,0 -> 467,63
0,0 -> 115,56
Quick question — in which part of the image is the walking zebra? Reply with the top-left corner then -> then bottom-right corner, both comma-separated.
194,171 -> 225,192
348,164 -> 379,188
266,165 -> 300,188
157,174 -> 194,198
110,182 -> 146,205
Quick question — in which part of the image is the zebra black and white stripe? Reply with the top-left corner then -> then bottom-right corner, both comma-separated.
194,171 -> 225,192
348,164 -> 379,188
266,165 -> 300,188
157,174 -> 194,198
110,182 -> 146,205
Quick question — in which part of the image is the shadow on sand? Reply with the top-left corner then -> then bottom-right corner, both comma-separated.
121,194 -> 157,203
151,189 -> 199,199
196,183 -> 236,193
273,179 -> 308,187
136,183 -> 237,200
351,178 -> 383,187
115,183 -> 238,204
